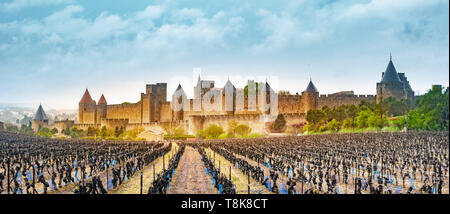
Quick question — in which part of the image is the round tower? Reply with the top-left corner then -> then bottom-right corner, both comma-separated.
32,104 -> 49,132
302,79 -> 319,114
376,55 -> 407,103
96,94 -> 107,124
79,89 -> 97,124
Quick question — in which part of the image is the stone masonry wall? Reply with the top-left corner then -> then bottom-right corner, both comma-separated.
106,103 -> 142,123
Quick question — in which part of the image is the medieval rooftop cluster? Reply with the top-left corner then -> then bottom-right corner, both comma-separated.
30,56 -> 418,136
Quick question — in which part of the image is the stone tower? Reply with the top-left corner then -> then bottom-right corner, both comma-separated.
376,55 -> 414,103
78,89 -> 97,124
96,94 -> 107,124
146,83 -> 167,122
302,79 -> 319,114
32,104 -> 49,132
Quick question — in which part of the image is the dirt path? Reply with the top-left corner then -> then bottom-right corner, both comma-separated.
204,148 -> 270,194
167,146 -> 217,194
109,144 -> 179,194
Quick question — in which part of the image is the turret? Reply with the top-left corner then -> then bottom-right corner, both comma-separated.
302,79 -> 319,114
32,104 -> 49,132
376,54 -> 411,103
96,94 -> 107,124
78,89 -> 96,124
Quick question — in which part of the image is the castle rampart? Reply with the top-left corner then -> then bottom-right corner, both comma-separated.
69,56 -> 414,138
317,93 -> 376,109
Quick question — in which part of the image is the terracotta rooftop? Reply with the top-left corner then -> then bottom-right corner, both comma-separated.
98,94 -> 107,104
79,89 -> 94,104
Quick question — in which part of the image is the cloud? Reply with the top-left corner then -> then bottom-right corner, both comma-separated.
136,5 -> 165,21
1,0 -> 73,12
249,9 -> 327,53
0,0 -> 448,108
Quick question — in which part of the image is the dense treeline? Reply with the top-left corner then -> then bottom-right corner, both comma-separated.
407,85 -> 449,131
304,85 -> 449,133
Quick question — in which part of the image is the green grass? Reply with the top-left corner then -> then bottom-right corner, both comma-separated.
304,126 -> 402,135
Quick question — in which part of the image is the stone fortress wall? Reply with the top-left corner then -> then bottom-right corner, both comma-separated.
106,103 -> 141,123
317,93 -> 376,109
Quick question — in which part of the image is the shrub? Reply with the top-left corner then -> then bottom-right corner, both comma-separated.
327,119 -> 340,132
270,114 -> 286,132
234,124 -> 251,136
204,124 -> 225,139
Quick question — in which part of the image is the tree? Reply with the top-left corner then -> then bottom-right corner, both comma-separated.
327,119 -> 340,132
382,97 -> 409,116
392,116 -> 407,129
331,106 -> 347,122
123,127 -> 143,139
356,110 -> 371,128
36,127 -> 53,138
115,126 -> 124,137
321,106 -> 331,122
62,127 -> 71,136
367,111 -> 386,128
69,127 -> 86,138
227,120 -> 238,138
20,124 -> 33,134
87,127 -> 98,136
234,124 -> 251,136
271,114 -> 286,132
51,128 -> 58,134
342,118 -> 355,129
408,86 -> 449,131
204,124 -> 225,139
374,100 -> 388,119
162,123 -> 178,139
97,126 -> 111,138
306,109 -> 325,125
358,100 -> 376,112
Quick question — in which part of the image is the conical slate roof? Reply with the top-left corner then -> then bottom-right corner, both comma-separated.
381,59 -> 401,83
263,81 -> 272,92
79,89 -> 94,104
174,84 -> 187,96
224,79 -> 235,89
34,104 -> 48,121
98,94 -> 107,104
176,84 -> 183,91
304,80 -> 318,93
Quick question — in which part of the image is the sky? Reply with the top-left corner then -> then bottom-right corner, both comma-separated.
0,0 -> 448,110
